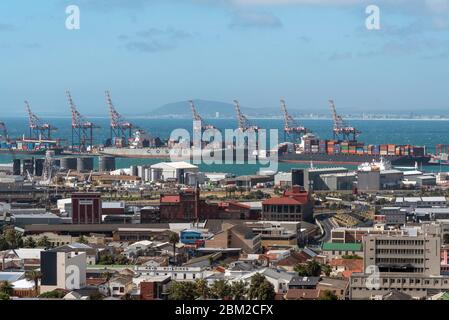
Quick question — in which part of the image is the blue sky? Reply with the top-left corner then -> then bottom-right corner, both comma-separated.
1,0 -> 449,116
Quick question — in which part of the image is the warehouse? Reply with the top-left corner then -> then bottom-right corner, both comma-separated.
320,172 -> 357,191
150,161 -> 199,183
300,167 -> 349,191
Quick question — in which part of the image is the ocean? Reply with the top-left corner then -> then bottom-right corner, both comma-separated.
2,117 -> 449,175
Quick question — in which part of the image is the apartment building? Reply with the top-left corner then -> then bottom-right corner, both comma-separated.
350,224 -> 449,299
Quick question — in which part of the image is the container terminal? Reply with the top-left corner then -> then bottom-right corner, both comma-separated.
0,93 -> 444,166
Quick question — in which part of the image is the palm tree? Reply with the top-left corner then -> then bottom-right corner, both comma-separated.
25,270 -> 42,296
102,271 -> 114,297
231,281 -> 247,300
210,280 -> 231,299
169,233 -> 180,266
37,236 -> 51,248
322,264 -> 332,277
195,279 -> 210,299
0,281 -> 13,296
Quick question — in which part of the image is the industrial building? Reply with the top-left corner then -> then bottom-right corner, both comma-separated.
297,167 -> 349,191
357,169 -> 403,191
320,172 -> 357,191
150,161 -> 198,184
71,193 -> 102,224
380,207 -> 407,226
274,172 -> 292,187
395,196 -> 447,207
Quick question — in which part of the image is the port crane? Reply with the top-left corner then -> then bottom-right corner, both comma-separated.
329,99 -> 360,141
105,91 -> 135,146
234,100 -> 259,132
25,101 -> 58,140
280,99 -> 308,142
0,120 -> 10,143
189,100 -> 216,131
67,91 -> 99,152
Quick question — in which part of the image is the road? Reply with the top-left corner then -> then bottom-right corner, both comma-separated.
315,214 -> 338,243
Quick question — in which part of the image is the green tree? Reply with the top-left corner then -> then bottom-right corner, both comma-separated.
24,237 -> 37,248
78,235 -> 88,244
101,271 -> 114,297
256,280 -> 276,300
37,236 -> 51,248
25,270 -> 42,296
322,264 -> 332,277
169,232 -> 180,265
0,281 -> 13,296
3,229 -> 22,249
0,292 -> 10,300
115,255 -> 129,265
98,253 -> 115,265
168,281 -> 198,300
319,290 -> 338,300
0,236 -> 9,250
39,289 -> 66,299
294,260 -> 322,277
294,264 -> 309,277
195,279 -> 210,299
248,273 -> 275,300
230,281 -> 247,300
210,279 -> 231,299
89,291 -> 105,300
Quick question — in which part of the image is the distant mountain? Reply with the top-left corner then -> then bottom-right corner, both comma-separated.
149,99 -> 285,118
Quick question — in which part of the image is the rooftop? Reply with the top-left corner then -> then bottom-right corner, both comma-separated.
321,242 -> 362,252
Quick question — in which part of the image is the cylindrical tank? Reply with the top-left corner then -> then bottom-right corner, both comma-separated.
22,158 -> 34,176
34,158 -> 45,177
60,157 -> 77,170
77,157 -> 94,172
13,159 -> 21,175
98,156 -> 116,172
130,165 -> 138,177
151,168 -> 163,182
144,168 -> 151,182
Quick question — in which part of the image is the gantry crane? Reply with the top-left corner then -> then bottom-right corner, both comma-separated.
67,91 -> 99,152
329,99 -> 360,141
105,91 -> 135,145
25,101 -> 57,140
0,120 -> 10,143
189,100 -> 215,131
234,100 -> 259,132
280,99 -> 308,142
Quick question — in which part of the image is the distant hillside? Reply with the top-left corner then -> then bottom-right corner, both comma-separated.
149,99 -> 286,118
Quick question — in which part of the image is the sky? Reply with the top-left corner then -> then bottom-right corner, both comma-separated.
1,0 -> 449,116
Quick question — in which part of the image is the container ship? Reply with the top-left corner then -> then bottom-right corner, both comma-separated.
277,133 -> 430,166
99,99 -> 432,166
0,137 -> 64,156
0,104 -> 63,156
276,100 -> 431,166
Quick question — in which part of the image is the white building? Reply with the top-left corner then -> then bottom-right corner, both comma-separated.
134,266 -> 207,281
150,161 -> 198,183
40,251 -> 87,293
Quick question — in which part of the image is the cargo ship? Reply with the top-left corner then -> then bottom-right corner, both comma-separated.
0,137 -> 64,156
277,133 -> 431,166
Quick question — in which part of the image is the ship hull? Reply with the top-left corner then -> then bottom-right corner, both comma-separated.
278,152 -> 430,166
0,148 -> 64,156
